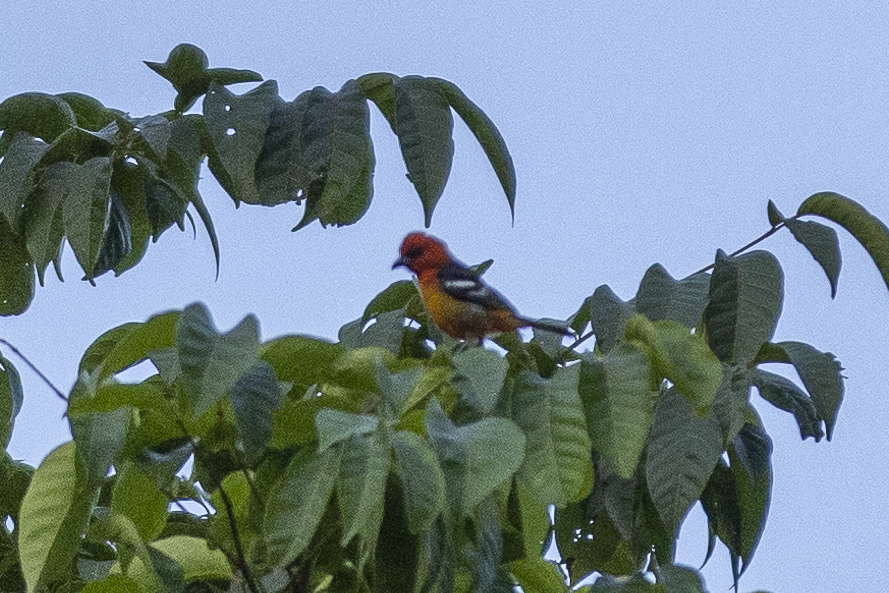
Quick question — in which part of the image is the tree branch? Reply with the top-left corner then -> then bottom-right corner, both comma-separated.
0,338 -> 68,402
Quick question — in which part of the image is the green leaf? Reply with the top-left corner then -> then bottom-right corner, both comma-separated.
315,408 -> 379,453
0,133 -> 49,229
751,369 -> 823,441
624,316 -> 722,414
376,361 -> 423,419
361,279 -> 420,325
0,92 -> 76,149
204,80 -> 279,205
111,462 -> 169,541
509,557 -> 569,593
264,446 -> 342,566
357,72 -> 399,129
58,92 -> 117,132
756,340 -> 843,441
646,388 -> 722,535
452,347 -> 508,415
511,367 -> 592,507
784,217 -> 841,298
798,191 -> 889,292
391,430 -> 446,534
60,156 -> 114,277
145,44 -> 262,113
67,379 -> 168,417
655,563 -> 707,592
0,353 -> 23,449
587,285 -> 635,353
392,76 -> 454,226
68,374 -> 130,485
259,334 -> 343,394
146,536 -> 230,583
0,217 -> 35,316
23,162 -> 67,285
579,346 -> 659,478
375,475 -> 420,593
703,250 -> 783,365
337,431 -> 389,555
82,575 -> 141,593
231,361 -> 284,466
92,188 -> 133,277
0,452 -> 34,526
635,264 -> 710,328
79,310 -> 178,379
254,92 -> 313,206
176,303 -> 259,418
109,161 -> 151,275
19,442 -> 98,592
709,364 -> 752,443
766,199 -> 784,227
728,424 -> 772,578
433,77 -> 516,221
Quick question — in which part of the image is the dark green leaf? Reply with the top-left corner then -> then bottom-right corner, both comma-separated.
756,341 -> 843,440
646,388 -> 722,535
433,77 -> 516,221
703,250 -> 783,365
511,367 -> 592,507
393,76 -> 454,227
578,347 -> 658,478
231,361 -> 283,467
728,426 -> 772,578
23,162 -> 71,284
751,369 -> 823,441
588,285 -> 635,353
57,92 -> 117,132
798,191 -> 889,293
264,447 -> 342,566
375,475 -> 420,592
176,303 -> 259,418
766,199 -> 784,227
110,462 -> 169,541
635,264 -> 710,328
254,92 -> 312,206
452,347 -> 508,415
204,81 -> 278,205
475,497 -> 504,593
337,431 -> 388,557
79,310 -> 178,379
709,364 -> 752,443
68,375 -> 130,485
38,126 -> 113,168
357,72 -> 399,129
700,459 -> 742,561
784,217 -> 841,298
259,334 -> 343,395
60,156 -> 113,277
0,133 -> 49,229
0,217 -> 35,316
315,408 -> 379,453
391,430 -> 446,534
0,354 -> 23,449
0,92 -> 76,150
655,563 -> 707,592
361,279 -> 420,326
92,188 -> 133,277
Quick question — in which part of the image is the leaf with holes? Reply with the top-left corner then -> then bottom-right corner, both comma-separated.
254,92 -> 312,206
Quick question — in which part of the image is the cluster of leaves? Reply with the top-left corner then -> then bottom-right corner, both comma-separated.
0,44 -> 515,315
1,189 -> 886,593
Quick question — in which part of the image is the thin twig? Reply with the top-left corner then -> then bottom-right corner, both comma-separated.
687,221 -> 786,277
218,484 -> 263,593
0,338 -> 68,401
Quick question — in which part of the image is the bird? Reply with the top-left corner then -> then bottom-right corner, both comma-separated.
392,232 -> 571,340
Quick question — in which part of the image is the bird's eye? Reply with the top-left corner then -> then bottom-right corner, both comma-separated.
405,247 -> 423,259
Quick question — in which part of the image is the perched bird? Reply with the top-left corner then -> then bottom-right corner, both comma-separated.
392,232 -> 571,340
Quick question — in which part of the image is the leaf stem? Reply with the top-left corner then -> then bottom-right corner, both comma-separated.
688,222 -> 787,277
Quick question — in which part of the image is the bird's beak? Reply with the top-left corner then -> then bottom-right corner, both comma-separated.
392,257 -> 408,270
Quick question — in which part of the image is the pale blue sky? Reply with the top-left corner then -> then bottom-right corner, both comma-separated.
3,2 -> 888,591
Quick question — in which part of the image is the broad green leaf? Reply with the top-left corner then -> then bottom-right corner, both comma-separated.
111,462 -> 169,541
145,43 -> 261,113
110,161 -> 151,275
264,446 -> 342,566
433,77 -> 516,221
0,353 -> 23,449
475,497 -> 505,592
509,557 -> 569,593
699,460 -> 742,562
37,125 -> 113,170
452,347 -> 508,415
376,361 -> 423,419
357,72 -> 399,128
91,188 -> 133,277
798,191 -> 889,292
61,157 -> 113,276
254,92 -> 313,206
0,217 -> 35,316
624,315 -> 722,414
316,408 -> 379,452
82,575 -> 141,593
703,250 -> 783,365
460,417 -> 526,515
756,341 -> 844,440
259,334 -> 342,393
709,364 -> 752,443
511,367 -> 592,506
59,92 -> 117,131
176,303 -> 259,418
19,442 -> 98,592
208,472 -> 253,568
655,563 -> 707,592
68,373 -> 130,485
0,92 -> 75,150
646,388 -> 722,534
204,80 -> 278,204
375,475 -> 420,593
587,285 -> 635,353
143,171 -> 187,239
79,310 -> 178,379
293,80 -> 374,230
147,536 -> 230,583
361,279 -> 421,325
635,264 -> 710,328
67,379 -> 168,417
230,361 -> 283,466
783,217 -> 841,298
134,114 -> 171,159
391,430 -> 446,534
751,369 -> 823,441
393,76 -> 454,226
579,346 -> 658,478
728,425 -> 772,579
0,133 -> 49,229
23,161 -> 71,284
337,431 -> 389,556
